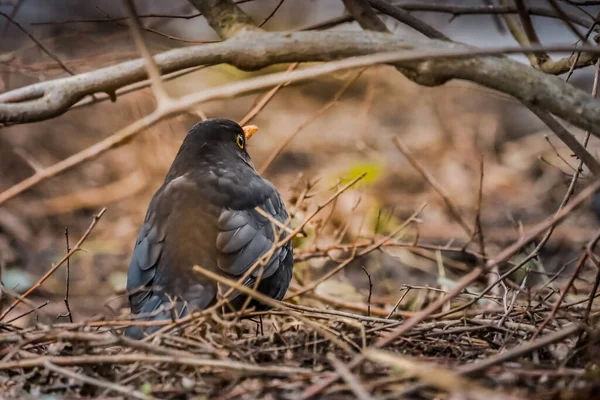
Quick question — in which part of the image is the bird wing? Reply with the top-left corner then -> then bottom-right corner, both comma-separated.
127,173 -> 292,320
126,176 -> 216,316
126,192 -> 167,315
215,180 -> 292,283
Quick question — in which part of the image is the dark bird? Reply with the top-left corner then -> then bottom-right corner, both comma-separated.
125,119 -> 293,339
592,189 -> 600,222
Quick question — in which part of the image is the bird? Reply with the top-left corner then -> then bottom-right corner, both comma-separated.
124,118 -> 293,339
592,189 -> 600,222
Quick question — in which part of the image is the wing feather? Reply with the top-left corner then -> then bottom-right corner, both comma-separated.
216,183 -> 290,281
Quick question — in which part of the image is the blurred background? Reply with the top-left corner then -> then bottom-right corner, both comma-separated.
1,0 -> 599,325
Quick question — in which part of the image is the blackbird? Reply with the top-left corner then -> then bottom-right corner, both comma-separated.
125,119 -> 293,339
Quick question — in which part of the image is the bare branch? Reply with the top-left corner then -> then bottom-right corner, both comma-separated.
0,354 -> 309,376
393,136 -> 473,238
239,62 -> 298,126
548,0 -> 588,43
392,3 -> 593,29
44,361 -> 150,400
369,0 -> 449,40
1,33 -> 600,136
304,176 -> 600,395
540,52 -> 597,74
500,0 -> 595,73
0,11 -> 75,75
0,208 -> 106,320
31,2 -> 593,30
188,0 -> 260,39
123,0 -> 171,105
526,104 -> 600,176
343,0 -> 388,32
258,0 -> 285,28
514,0 -> 549,63
500,0 -> 546,68
375,176 -> 600,345
0,49 -> 446,206
327,353 -> 374,400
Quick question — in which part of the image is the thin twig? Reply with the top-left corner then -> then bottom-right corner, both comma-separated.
327,353 -> 374,400
527,105 -> 600,176
343,0 -> 388,32
301,177 -> 600,398
361,266 -> 373,317
288,203 -> 426,299
8,45 -> 588,207
239,62 -> 298,126
369,0 -> 449,40
259,68 -> 366,174
61,227 -> 73,323
43,360 -> 151,400
393,136 -> 473,238
386,287 -> 411,319
123,0 -> 170,105
258,0 -> 285,28
0,354 -> 310,375
192,264 -> 355,354
0,11 -> 75,75
460,323 -> 584,375
532,230 -> 600,339
0,209 -> 106,320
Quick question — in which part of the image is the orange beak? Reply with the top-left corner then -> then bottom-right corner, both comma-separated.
242,125 -> 258,140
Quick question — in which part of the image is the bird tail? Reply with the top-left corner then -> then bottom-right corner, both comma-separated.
124,293 -> 188,339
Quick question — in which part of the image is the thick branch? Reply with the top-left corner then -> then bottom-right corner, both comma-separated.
188,0 -> 259,39
1,32 -> 600,139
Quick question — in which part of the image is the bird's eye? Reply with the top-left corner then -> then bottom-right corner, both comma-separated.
235,134 -> 244,149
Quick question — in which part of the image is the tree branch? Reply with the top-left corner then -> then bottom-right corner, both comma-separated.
0,33 -> 599,138
342,0 -> 388,32
500,0 -> 595,74
0,11 -> 75,76
2,47 -> 552,206
369,0 -> 449,40
188,0 -> 259,39
123,0 -> 171,105
500,0 -> 545,68
526,104 -> 600,176
31,3 -> 594,30
513,0 -> 550,65
345,0 -> 598,177
391,3 -> 593,29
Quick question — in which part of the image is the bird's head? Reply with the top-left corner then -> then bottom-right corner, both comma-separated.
166,118 -> 259,180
